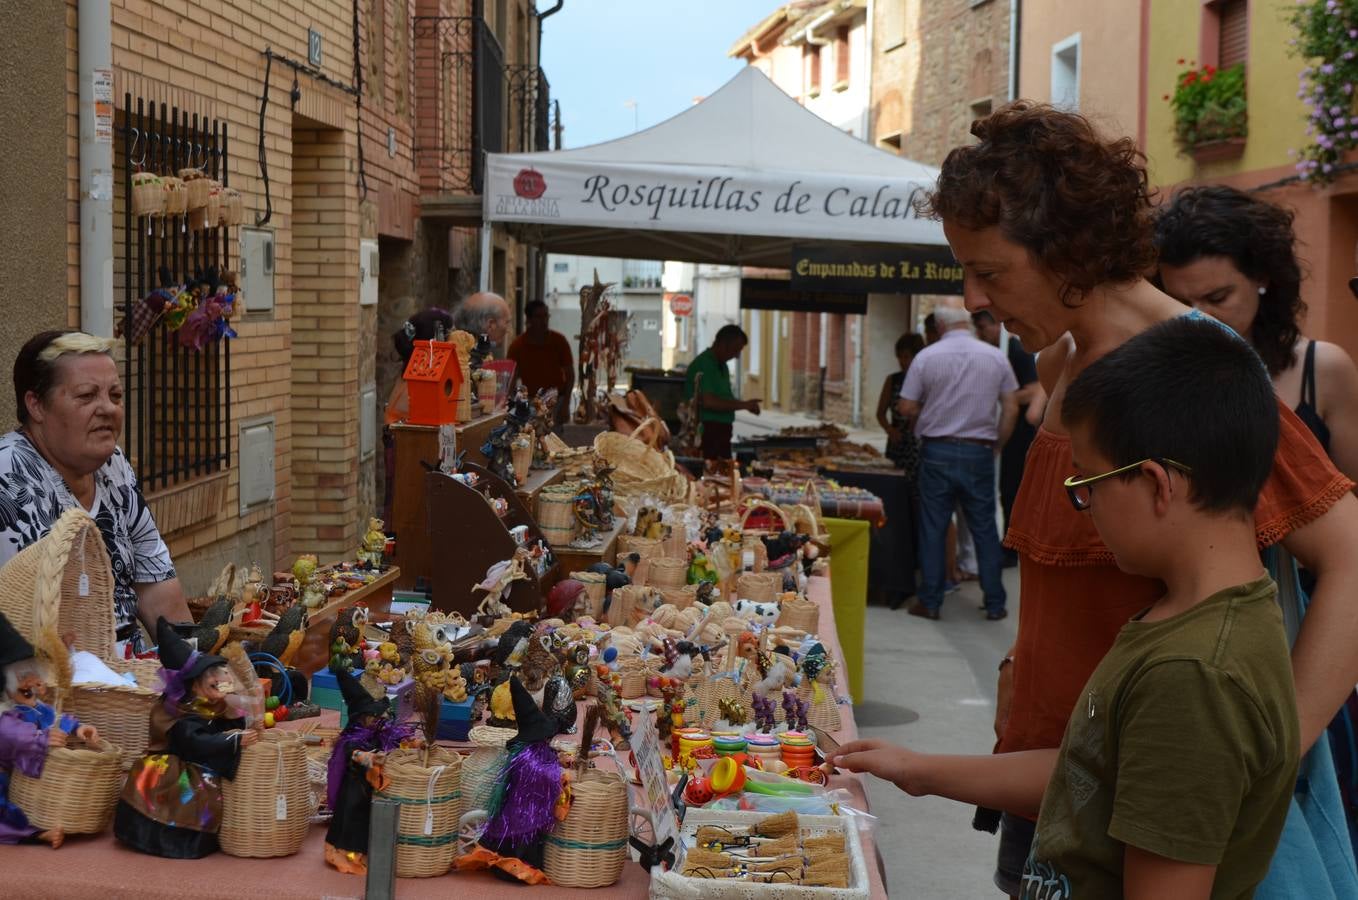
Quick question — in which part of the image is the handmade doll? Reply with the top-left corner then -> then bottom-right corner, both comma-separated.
323,667 -> 418,875
456,675 -> 562,884
0,613 -> 97,848
114,618 -> 257,859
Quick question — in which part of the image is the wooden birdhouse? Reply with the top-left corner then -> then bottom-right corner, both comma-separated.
402,340 -> 464,426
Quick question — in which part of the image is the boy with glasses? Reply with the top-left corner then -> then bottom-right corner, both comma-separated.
833,316 -> 1300,899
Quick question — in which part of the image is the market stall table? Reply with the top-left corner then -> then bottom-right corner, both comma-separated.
822,465 -> 916,604
0,574 -> 887,899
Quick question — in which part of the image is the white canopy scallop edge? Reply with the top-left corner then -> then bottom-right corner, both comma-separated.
483,66 -> 946,267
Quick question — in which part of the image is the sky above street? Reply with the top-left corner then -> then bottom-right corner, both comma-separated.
537,0 -> 778,149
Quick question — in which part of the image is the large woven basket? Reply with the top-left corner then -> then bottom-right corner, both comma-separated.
460,726 -> 513,824
377,746 -> 463,878
735,572 -> 782,603
219,730 -> 310,857
570,571 -> 608,619
0,508 -> 159,767
544,769 -> 630,888
538,484 -> 580,546
777,596 -> 820,634
10,736 -> 123,834
593,432 -> 688,502
646,557 -> 688,591
616,534 -> 659,585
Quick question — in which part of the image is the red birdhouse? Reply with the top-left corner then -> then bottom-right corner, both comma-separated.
402,340 -> 463,426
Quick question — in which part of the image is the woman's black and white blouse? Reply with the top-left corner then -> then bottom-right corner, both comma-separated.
0,431 -> 175,653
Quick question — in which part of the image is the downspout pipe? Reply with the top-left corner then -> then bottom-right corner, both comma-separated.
1008,0 -> 1021,101
79,0 -> 114,337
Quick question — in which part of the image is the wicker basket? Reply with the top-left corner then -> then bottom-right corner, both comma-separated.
9,736 -> 123,834
646,557 -> 688,591
659,584 -> 699,610
777,596 -> 820,634
180,169 -> 210,208
511,430 -> 534,485
740,498 -> 791,537
538,484 -> 580,546
619,657 -> 657,700
616,534 -> 659,585
615,585 -> 661,628
593,432 -> 688,502
220,186 -> 244,226
798,677 -> 843,733
571,571 -> 608,620
460,726 -> 512,819
131,171 -> 165,218
219,730 -> 310,858
377,746 -> 463,878
162,176 -> 187,215
544,769 -> 630,888
0,508 -> 159,767
692,673 -> 747,728
735,572 -> 782,604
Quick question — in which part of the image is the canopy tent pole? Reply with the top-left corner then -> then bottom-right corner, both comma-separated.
478,223 -> 492,292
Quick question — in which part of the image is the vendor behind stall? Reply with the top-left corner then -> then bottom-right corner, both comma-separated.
0,331 -> 189,654
507,300 -> 574,427
683,324 -> 760,460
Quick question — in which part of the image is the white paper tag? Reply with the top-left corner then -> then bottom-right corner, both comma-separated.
276,793 -> 287,821
78,573 -> 90,596
424,809 -> 434,836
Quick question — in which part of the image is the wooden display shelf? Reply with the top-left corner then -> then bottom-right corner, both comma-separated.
551,516 -> 625,582
293,565 -> 400,677
515,464 -> 564,507
390,413 -> 505,591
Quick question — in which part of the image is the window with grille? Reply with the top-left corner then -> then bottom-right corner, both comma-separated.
1217,0 -> 1248,70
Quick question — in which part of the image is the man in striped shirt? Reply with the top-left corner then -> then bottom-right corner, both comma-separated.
898,304 -> 1019,620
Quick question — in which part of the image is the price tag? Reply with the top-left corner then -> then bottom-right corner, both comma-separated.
276,793 -> 288,821
424,809 -> 434,836
78,573 -> 90,596
438,424 -> 458,473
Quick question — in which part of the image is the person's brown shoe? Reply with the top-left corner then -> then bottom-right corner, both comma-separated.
907,601 -> 940,621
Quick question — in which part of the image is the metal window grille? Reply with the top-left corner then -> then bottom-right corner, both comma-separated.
119,94 -> 231,493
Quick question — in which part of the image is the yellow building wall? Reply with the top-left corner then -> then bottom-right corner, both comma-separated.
1145,0 -> 1310,185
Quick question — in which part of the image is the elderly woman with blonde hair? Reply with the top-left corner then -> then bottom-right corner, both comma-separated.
0,330 -> 189,654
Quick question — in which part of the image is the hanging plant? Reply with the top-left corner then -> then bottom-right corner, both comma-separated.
1166,60 -> 1248,153
1288,0 -> 1358,185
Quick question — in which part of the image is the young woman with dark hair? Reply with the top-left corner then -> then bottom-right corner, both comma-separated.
1155,186 -> 1358,484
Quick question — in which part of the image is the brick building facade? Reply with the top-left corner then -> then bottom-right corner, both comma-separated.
31,0 -> 552,591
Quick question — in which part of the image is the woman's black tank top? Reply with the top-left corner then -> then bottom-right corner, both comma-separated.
1295,339 -> 1332,453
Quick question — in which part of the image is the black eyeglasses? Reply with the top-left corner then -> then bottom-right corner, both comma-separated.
1063,458 -> 1193,511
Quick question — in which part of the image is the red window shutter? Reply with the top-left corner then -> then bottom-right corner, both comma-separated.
1218,0 -> 1248,69
836,26 -> 850,84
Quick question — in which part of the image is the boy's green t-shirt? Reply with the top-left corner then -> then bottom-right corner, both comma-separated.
1024,577 -> 1299,900
684,348 -> 735,424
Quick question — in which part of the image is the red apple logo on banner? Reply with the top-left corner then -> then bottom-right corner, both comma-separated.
513,168 -> 547,199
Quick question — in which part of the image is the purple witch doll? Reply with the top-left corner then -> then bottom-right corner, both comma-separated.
0,611 -> 98,849
455,674 -> 562,884
324,666 -> 417,876
114,617 -> 257,858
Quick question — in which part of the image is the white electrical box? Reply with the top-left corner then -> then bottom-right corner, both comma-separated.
359,385 -> 377,461
359,239 -> 379,306
239,227 -> 275,313
239,419 -> 276,514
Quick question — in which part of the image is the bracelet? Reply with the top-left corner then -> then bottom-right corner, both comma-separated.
997,656 -> 1014,672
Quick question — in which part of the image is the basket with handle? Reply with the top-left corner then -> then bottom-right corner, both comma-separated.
646,557 -> 688,591
0,507 -> 160,768
376,745 -> 463,878
619,657 -> 658,700
739,497 -> 791,537
797,672 -> 843,734
131,171 -> 166,218
593,431 -> 688,502
544,769 -> 630,887
777,595 -> 820,634
735,572 -> 783,604
9,735 -> 124,834
219,730 -> 311,857
161,176 -> 187,216
570,571 -> 608,620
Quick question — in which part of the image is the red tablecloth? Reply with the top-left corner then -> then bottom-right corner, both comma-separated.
1,575 -> 885,899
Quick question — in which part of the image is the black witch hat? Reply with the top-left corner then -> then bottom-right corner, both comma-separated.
0,610 -> 35,679
156,616 -> 225,682
508,674 -> 557,745
335,665 -> 390,721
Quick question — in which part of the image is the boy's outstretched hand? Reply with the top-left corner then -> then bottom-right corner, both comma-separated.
831,738 -> 928,795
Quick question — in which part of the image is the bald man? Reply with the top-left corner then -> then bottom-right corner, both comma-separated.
453,292 -> 511,349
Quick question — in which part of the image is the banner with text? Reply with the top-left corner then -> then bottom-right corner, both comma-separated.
791,244 -> 964,295
739,278 -> 868,315
484,156 -> 947,246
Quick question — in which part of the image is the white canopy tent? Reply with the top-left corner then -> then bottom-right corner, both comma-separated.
481,66 -> 948,272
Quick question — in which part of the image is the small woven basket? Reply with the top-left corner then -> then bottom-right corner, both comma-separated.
162,176 -> 187,215
646,557 -> 688,591
9,736 -> 123,834
619,657 -> 657,700
66,657 -> 163,767
544,769 -> 630,888
798,677 -> 843,733
778,596 -> 820,634
658,584 -> 699,610
180,168 -> 210,209
570,571 -> 608,619
616,584 -> 661,628
219,730 -> 310,858
377,746 -> 463,878
460,726 -> 513,819
735,572 -> 782,603
616,534 -> 659,584
220,186 -> 244,226
538,484 -> 580,546
131,172 -> 165,218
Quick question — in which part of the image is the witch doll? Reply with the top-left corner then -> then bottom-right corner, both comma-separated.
456,674 -> 562,884
324,666 -> 418,876
0,611 -> 97,848
114,617 -> 258,858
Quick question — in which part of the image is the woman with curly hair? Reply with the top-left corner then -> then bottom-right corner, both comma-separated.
831,102 -> 1358,899
1155,186 -> 1358,484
